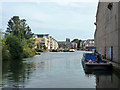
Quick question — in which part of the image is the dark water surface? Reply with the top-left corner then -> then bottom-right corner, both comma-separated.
2,51 -> 120,88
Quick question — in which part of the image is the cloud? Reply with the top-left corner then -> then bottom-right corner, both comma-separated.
1,1 -> 97,40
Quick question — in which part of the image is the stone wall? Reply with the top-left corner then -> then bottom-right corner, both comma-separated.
118,2 -> 120,63
95,2 -> 120,64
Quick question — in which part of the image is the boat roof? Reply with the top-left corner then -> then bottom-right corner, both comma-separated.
85,46 -> 96,49
83,53 -> 102,59
83,52 -> 96,55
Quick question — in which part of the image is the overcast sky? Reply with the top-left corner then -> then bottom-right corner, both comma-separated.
1,0 -> 98,41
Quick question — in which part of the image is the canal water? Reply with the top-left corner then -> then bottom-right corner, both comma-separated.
2,51 -> 120,88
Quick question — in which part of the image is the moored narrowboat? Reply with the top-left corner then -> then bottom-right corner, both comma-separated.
82,53 -> 112,73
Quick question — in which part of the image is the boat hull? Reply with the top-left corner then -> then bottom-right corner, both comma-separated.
82,59 -> 113,73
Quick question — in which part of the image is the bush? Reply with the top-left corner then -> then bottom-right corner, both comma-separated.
22,47 -> 35,58
35,48 -> 48,52
5,35 -> 23,59
2,50 -> 11,60
2,37 -> 11,60
21,39 -> 35,58
2,34 -> 36,60
35,48 -> 43,52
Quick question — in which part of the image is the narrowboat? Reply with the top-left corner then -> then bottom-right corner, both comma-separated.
82,53 -> 112,73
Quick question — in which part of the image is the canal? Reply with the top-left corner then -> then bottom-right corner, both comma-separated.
2,51 -> 120,88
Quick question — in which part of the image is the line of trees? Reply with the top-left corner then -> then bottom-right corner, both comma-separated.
2,16 -> 36,60
71,39 -> 82,49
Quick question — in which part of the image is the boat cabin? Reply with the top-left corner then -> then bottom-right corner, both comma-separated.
83,53 -> 101,62
83,53 -> 109,63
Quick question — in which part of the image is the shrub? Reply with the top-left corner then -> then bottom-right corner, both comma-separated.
22,47 -> 35,58
35,48 -> 43,52
2,50 -> 11,60
21,39 -> 35,58
5,35 -> 23,59
2,35 -> 36,60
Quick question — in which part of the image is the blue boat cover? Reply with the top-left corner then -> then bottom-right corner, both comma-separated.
85,47 -> 96,49
83,53 -> 101,59
83,53 -> 107,63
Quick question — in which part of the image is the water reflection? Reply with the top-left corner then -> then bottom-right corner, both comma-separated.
2,60 -> 36,88
96,71 -> 120,88
84,70 -> 120,88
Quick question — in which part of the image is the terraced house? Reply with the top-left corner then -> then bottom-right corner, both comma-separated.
33,34 -> 58,50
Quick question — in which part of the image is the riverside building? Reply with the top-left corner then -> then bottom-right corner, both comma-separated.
33,34 -> 58,50
94,1 -> 120,70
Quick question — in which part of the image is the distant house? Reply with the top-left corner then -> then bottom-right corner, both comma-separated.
71,42 -> 77,49
85,39 -> 94,47
80,39 -> 94,50
58,38 -> 78,49
58,41 -> 67,49
58,41 -> 72,49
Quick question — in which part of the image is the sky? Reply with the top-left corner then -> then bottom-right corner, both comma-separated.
1,0 -> 98,41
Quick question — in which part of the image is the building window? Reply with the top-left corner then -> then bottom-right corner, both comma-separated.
37,35 -> 43,38
40,40 -> 45,44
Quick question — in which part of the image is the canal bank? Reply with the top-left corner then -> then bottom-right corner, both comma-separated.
110,61 -> 120,74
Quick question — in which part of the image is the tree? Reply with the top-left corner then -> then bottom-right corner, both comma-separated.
43,45 -> 47,50
71,39 -> 79,43
78,40 -> 82,48
6,16 -> 33,40
26,38 -> 36,49
5,35 -> 23,59
71,39 -> 82,49
2,35 -> 11,60
2,16 -> 35,60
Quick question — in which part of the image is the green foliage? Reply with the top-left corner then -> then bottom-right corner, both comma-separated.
35,48 -> 43,52
2,34 -> 35,60
2,50 -> 11,61
2,16 -> 36,60
6,16 -> 33,40
5,35 -> 23,59
71,39 -> 82,48
43,45 -> 47,50
2,35 -> 11,60
36,42 -> 47,50
71,39 -> 79,43
40,43 -> 44,49
27,38 -> 36,49
21,39 -> 35,58
63,46 -> 68,49
35,47 -> 47,52
22,47 -> 35,58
